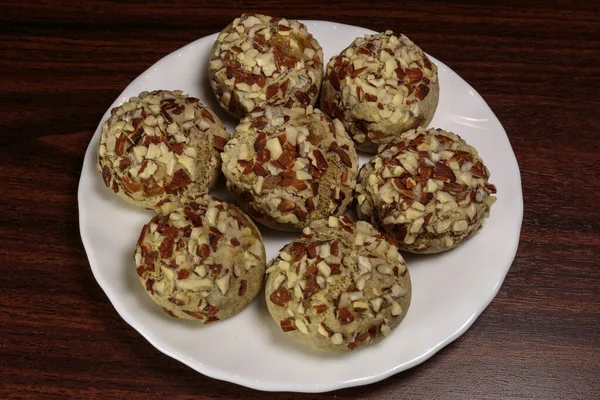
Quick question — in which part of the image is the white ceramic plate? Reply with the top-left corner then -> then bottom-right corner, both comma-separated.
78,21 -> 523,393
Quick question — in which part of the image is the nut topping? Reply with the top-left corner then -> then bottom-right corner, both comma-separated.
321,31 -> 439,152
356,127 -> 497,254
337,308 -> 355,325
209,14 -> 324,118
97,90 -> 229,211
134,193 -> 266,323
222,106 -> 358,231
265,216 -> 411,352
270,287 -> 292,306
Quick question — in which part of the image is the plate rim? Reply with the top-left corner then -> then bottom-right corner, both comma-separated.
78,19 -> 523,393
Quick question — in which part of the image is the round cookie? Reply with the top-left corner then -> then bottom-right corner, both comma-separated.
134,193 -> 266,323
320,31 -> 439,153
221,106 -> 358,231
97,90 -> 230,211
208,13 -> 324,119
356,127 -> 497,254
265,216 -> 411,353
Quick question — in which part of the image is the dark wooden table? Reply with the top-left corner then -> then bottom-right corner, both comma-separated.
1,0 -> 599,398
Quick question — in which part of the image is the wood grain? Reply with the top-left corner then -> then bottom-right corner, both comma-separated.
1,0 -> 599,398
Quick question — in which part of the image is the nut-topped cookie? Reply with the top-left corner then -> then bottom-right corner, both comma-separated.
97,90 -> 229,211
134,193 -> 266,323
209,13 -> 324,119
265,216 -> 411,353
221,106 -> 358,231
356,127 -> 497,254
321,31 -> 439,153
